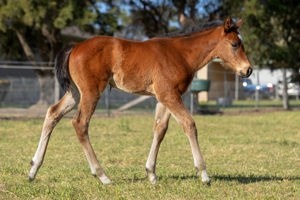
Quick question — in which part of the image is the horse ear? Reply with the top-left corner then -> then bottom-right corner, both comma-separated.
235,19 -> 243,29
224,16 -> 233,32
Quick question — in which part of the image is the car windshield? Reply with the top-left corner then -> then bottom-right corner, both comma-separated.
243,79 -> 252,85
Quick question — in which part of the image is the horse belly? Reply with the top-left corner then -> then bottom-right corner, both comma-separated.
109,75 -> 154,96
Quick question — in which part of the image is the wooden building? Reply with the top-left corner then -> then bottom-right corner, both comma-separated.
197,59 -> 244,102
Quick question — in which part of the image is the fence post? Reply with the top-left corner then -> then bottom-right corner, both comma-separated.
255,69 -> 260,109
190,92 -> 194,115
223,71 -> 227,109
282,68 -> 289,109
235,73 -> 239,100
54,72 -> 60,104
297,82 -> 299,101
105,88 -> 110,117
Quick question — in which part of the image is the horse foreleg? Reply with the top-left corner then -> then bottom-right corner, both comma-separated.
146,102 -> 171,184
72,89 -> 111,184
27,90 -> 79,181
161,95 -> 210,186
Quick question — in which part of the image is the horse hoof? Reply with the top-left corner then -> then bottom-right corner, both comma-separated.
147,173 -> 157,184
149,176 -> 157,185
27,174 -> 35,182
202,180 -> 211,186
99,176 -> 112,184
201,171 -> 210,186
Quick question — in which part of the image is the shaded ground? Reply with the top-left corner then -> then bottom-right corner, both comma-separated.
1,106 -> 300,120
0,107 -> 153,120
199,107 -> 300,116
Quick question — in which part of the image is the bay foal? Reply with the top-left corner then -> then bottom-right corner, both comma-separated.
27,16 -> 252,185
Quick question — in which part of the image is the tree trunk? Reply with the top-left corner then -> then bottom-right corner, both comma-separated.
282,68 -> 290,109
29,72 -> 55,113
15,29 -> 36,64
15,29 -> 56,111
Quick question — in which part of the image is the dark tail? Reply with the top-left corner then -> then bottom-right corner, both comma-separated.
55,43 -> 76,92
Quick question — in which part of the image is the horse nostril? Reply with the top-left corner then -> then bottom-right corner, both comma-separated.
246,67 -> 252,77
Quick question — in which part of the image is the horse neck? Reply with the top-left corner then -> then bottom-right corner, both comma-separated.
174,27 -> 221,73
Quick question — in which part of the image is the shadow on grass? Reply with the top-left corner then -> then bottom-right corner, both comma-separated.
122,175 -> 199,183
212,174 -> 300,184
121,174 -> 300,184
166,174 -> 300,184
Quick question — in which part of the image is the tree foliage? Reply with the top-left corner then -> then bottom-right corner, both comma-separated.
0,0 -> 121,61
123,0 -> 222,38
220,0 -> 300,109
1,0 -> 299,108
0,0 -> 121,107
221,0 -> 300,70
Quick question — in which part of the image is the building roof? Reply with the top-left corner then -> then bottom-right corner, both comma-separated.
61,26 -> 95,39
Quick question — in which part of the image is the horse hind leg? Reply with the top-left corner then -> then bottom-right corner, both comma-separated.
27,87 -> 80,181
146,102 -> 171,184
72,85 -> 111,184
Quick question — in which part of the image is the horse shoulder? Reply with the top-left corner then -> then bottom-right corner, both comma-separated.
142,39 -> 194,96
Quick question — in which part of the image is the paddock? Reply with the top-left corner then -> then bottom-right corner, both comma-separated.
0,111 -> 299,199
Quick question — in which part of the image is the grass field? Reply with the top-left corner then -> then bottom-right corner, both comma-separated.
0,111 -> 299,199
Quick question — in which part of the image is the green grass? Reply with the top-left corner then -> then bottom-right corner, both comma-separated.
0,111 -> 299,199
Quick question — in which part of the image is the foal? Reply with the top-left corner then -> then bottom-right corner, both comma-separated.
27,16 -> 252,185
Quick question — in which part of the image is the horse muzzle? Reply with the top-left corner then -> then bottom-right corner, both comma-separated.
239,66 -> 252,78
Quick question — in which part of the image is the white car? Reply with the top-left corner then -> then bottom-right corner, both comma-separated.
277,79 -> 300,98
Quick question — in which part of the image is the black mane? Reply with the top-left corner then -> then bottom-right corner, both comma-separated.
156,20 -> 223,38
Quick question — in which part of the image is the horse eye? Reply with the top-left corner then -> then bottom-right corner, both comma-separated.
231,42 -> 238,48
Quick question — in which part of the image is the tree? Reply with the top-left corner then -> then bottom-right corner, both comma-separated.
220,0 -> 300,109
0,29 -> 26,60
123,0 -> 220,38
0,0 -> 120,110
124,0 -> 177,38
244,0 -> 300,109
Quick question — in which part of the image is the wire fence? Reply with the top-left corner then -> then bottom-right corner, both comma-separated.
0,61 -> 159,117
1,61 -> 300,118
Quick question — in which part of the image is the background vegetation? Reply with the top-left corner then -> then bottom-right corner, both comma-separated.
0,0 -> 299,109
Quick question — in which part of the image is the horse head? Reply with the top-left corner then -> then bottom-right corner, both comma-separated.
216,16 -> 252,78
